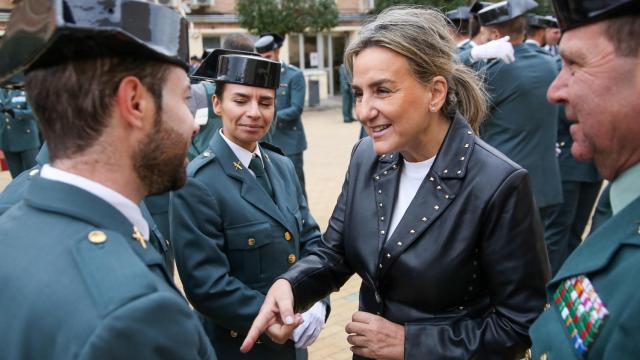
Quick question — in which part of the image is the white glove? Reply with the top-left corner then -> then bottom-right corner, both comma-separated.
291,301 -> 326,349
470,36 -> 515,64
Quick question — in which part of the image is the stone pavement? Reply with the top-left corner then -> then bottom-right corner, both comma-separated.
0,100 -> 365,359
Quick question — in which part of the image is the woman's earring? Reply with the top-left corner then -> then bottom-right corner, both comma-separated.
430,105 -> 436,112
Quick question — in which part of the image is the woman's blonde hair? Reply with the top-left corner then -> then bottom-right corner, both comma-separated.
345,5 -> 487,131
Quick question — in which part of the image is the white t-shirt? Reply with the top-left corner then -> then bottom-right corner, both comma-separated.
387,156 -> 436,238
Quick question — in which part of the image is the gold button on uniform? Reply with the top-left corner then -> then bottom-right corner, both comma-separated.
229,330 -> 238,338
539,353 -> 547,360
288,254 -> 297,264
247,238 -> 256,247
88,231 -> 107,244
284,231 -> 292,241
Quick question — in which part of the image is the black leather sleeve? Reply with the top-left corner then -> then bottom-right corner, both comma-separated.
404,169 -> 550,359
279,141 -> 365,313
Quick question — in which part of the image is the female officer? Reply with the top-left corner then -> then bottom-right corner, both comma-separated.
242,6 -> 550,359
171,50 -> 327,359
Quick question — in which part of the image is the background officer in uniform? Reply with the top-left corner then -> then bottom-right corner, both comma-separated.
526,14 -> 557,48
338,63 -> 355,123
171,50 -> 327,359
446,6 -> 473,51
255,33 -> 308,195
338,64 -> 355,123
530,1 -> 640,358
462,0 -> 564,246
0,87 -> 41,178
0,1 -> 214,358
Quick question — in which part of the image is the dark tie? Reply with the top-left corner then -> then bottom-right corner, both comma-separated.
249,154 -> 274,198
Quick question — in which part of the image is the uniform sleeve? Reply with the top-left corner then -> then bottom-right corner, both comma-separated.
79,292 -> 215,360
276,70 -> 305,124
169,177 -> 266,333
403,169 -> 550,359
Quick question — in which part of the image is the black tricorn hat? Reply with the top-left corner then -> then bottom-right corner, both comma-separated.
470,1 -> 493,15
478,0 -> 539,26
527,14 -> 559,28
447,6 -> 472,20
255,32 -> 285,53
191,49 -> 281,90
0,0 -> 189,88
551,0 -> 640,31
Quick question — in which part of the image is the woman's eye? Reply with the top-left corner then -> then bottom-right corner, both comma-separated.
376,88 -> 391,96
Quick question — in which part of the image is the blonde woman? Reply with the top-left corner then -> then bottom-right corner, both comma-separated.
242,6 -> 550,359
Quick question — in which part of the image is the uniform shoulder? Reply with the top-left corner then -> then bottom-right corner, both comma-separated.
71,228 -> 160,318
260,141 -> 285,156
0,166 -> 40,214
186,149 -> 217,177
286,63 -> 302,72
472,137 -> 524,174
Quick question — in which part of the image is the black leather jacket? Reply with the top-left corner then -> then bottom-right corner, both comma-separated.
282,113 -> 550,359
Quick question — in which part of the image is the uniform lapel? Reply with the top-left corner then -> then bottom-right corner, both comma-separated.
262,151 -> 298,234
550,197 -> 640,287
378,114 -> 476,279
210,133 -> 290,230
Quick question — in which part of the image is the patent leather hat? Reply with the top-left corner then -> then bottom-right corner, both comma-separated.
191,49 -> 281,90
470,1 -> 493,15
447,6 -> 472,20
0,0 -> 189,87
527,14 -> 559,28
255,32 -> 285,53
551,0 -> 640,31
478,0 -> 539,26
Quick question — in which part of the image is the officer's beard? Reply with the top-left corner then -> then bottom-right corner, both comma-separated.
133,112 -> 189,196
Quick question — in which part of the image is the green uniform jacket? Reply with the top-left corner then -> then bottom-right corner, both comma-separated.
0,176 -> 215,359
271,62 -> 307,156
530,196 -> 640,359
170,132 -> 324,359
464,44 -> 563,208
0,89 -> 40,152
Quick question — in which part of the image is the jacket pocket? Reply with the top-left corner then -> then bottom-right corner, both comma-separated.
225,221 -> 276,285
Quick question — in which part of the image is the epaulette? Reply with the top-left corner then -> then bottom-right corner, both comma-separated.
73,229 -> 156,317
187,149 -> 217,177
259,141 -> 285,156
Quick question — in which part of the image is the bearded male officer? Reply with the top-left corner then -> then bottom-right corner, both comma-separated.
255,33 -> 308,195
530,1 -> 640,358
0,0 -> 215,358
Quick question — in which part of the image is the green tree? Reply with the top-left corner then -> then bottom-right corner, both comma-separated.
237,0 -> 339,36
372,0 -> 469,14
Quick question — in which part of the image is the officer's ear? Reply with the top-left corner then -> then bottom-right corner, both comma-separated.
115,76 -> 149,130
212,94 -> 222,116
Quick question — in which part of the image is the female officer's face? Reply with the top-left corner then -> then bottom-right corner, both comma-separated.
352,46 -> 444,162
213,83 -> 275,151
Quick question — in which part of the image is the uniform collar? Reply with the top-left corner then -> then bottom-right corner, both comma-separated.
219,129 -> 263,169
611,162 -> 640,215
525,39 -> 541,47
40,164 -> 149,240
